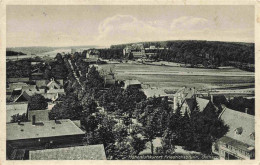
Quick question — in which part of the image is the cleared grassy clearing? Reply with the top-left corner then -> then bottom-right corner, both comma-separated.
105,63 -> 254,89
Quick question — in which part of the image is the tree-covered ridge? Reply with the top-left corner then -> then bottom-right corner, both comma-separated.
109,40 -> 254,71
6,51 -> 26,56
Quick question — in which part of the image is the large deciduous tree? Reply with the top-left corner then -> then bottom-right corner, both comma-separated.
29,94 -> 48,110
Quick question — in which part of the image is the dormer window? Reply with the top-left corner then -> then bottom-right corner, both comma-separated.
250,132 -> 255,140
235,127 -> 243,135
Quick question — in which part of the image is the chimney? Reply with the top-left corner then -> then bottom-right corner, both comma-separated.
245,108 -> 248,114
32,115 -> 36,125
55,117 -> 58,124
211,95 -> 214,103
192,87 -> 196,98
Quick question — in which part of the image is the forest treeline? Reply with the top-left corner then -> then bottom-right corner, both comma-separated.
6,51 -> 26,56
108,40 -> 254,71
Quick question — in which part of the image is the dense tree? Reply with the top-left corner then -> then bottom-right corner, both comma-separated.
51,62 -> 68,79
43,68 -> 52,79
81,114 -> 98,137
227,97 -> 255,115
85,66 -> 104,90
183,102 -> 229,153
55,53 -> 64,64
113,124 -> 128,143
6,60 -> 31,78
129,134 -> 147,155
142,113 -> 158,155
10,113 -> 27,123
95,113 -> 117,147
156,132 -> 175,156
29,94 -> 48,110
49,94 -> 83,120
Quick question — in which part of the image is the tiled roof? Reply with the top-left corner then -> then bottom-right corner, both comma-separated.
124,79 -> 141,86
25,89 -> 45,96
219,107 -> 254,147
7,78 -> 30,83
29,144 -> 106,160
9,83 -> 28,90
142,88 -> 167,98
22,85 -> 37,91
7,119 -> 85,141
47,89 -> 65,94
36,80 -> 48,88
196,97 -> 210,112
41,93 -> 58,101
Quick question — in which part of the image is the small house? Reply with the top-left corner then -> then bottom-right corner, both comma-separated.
123,79 -> 142,89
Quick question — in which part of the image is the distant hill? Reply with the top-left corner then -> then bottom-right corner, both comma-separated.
110,40 -> 254,50
6,51 -> 26,56
7,47 -> 56,55
7,45 -> 101,55
109,40 -> 254,71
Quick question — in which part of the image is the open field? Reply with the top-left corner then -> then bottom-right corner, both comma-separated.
104,63 -> 254,90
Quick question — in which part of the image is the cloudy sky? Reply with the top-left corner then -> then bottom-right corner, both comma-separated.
7,5 -> 254,47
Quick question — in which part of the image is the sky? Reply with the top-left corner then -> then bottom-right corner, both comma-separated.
7,5 -> 255,47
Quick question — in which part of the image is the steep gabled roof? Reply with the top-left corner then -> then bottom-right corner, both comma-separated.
196,97 -> 210,112
29,144 -> 106,160
219,107 -> 255,147
181,97 -> 211,114
11,91 -> 31,102
184,98 -> 196,111
47,80 -> 61,89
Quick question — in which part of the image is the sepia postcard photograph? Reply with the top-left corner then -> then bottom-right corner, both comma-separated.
1,1 -> 259,164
